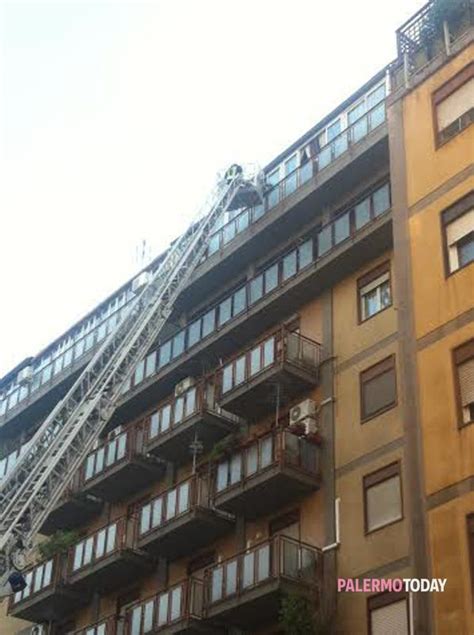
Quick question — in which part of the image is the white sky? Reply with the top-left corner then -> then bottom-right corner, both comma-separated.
0,0 -> 422,378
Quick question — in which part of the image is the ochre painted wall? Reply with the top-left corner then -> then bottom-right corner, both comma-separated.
428,491 -> 474,635
402,42 -> 474,209
409,175 -> 474,340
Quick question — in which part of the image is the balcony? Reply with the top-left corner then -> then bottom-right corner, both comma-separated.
213,429 -> 320,518
136,476 -> 234,561
81,425 -> 165,502
40,486 -> 103,535
73,616 -> 119,635
67,517 -> 153,595
216,328 -> 321,419
205,536 -> 322,630
124,579 -> 218,634
145,383 -> 239,465
8,557 -> 84,623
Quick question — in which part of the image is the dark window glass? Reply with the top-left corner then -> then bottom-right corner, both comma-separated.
360,356 -> 397,420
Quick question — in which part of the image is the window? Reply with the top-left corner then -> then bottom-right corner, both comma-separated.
364,462 -> 402,533
368,593 -> 409,635
360,356 -> 397,421
453,339 -> 474,427
358,263 -> 392,322
442,192 -> 474,274
433,62 -> 474,145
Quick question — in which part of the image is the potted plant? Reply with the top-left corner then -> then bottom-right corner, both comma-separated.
279,594 -> 335,634
38,530 -> 80,560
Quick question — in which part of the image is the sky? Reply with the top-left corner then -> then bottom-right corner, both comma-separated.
0,0 -> 423,378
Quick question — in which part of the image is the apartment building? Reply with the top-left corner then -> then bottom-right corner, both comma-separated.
0,2 -> 472,634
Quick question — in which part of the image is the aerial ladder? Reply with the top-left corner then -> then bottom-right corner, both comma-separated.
0,165 -> 262,599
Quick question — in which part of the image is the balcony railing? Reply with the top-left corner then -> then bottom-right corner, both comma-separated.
8,554 -> 85,623
69,518 -> 128,576
219,328 -> 320,398
66,516 -> 152,593
204,100 -> 386,261
11,558 -> 57,607
215,327 -> 321,418
125,578 -> 204,634
205,535 -> 322,607
145,381 -> 239,464
393,1 -> 474,89
72,616 -> 119,635
79,423 -> 164,501
136,474 -> 233,560
212,429 -> 320,518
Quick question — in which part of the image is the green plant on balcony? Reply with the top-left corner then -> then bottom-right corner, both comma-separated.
279,594 -> 334,635
419,0 -> 470,56
38,530 -> 80,560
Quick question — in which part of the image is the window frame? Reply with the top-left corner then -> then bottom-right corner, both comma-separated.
432,61 -> 474,148
357,261 -> 392,323
441,191 -> 474,277
360,355 -> 398,423
363,461 -> 403,535
452,339 -> 474,429
367,591 -> 410,635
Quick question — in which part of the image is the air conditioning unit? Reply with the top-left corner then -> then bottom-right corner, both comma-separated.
289,399 -> 318,434
131,271 -> 150,293
17,366 -> 33,385
174,377 -> 195,397
290,399 -> 316,424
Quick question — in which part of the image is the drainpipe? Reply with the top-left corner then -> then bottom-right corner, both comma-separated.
322,497 -> 340,553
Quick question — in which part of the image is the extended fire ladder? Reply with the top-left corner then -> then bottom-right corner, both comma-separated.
0,165 -> 262,586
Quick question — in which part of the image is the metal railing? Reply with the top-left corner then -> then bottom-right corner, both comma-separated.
205,535 -> 322,606
136,475 -> 211,540
213,429 -> 320,495
217,327 -> 321,398
124,578 -> 204,633
72,616 -> 119,635
204,101 -> 386,261
81,424 -> 145,486
68,516 -> 133,577
10,555 -> 62,608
